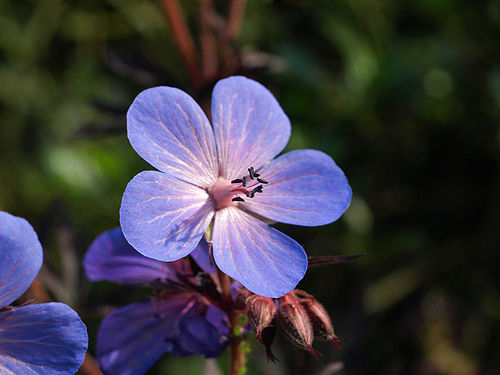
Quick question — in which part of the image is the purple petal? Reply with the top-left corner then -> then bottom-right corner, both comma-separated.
84,227 -> 177,284
190,237 -> 213,274
96,298 -> 199,375
0,302 -> 88,375
0,211 -> 42,309
127,86 -> 218,187
240,150 -> 352,226
211,76 -> 291,180
176,315 -> 228,358
213,207 -> 307,298
205,305 -> 230,336
120,171 -> 214,262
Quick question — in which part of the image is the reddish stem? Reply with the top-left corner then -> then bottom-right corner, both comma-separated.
161,0 -> 203,89
80,353 -> 104,375
199,0 -> 218,81
216,266 -> 246,375
226,0 -> 247,39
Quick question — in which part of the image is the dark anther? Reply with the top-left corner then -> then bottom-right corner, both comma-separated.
254,185 -> 264,193
254,172 -> 261,177
248,167 -> 255,179
232,196 -> 245,202
242,176 -> 247,187
231,178 -> 243,184
249,185 -> 263,198
257,178 -> 268,184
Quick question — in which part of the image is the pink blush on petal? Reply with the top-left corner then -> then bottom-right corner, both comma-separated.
208,177 -> 240,210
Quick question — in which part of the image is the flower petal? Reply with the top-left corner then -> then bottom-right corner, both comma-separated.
127,86 -> 218,187
212,207 -> 307,298
176,315 -> 228,358
0,211 -> 42,309
211,76 -> 291,180
189,237 -> 213,274
96,299 -> 199,375
240,150 -> 352,226
205,305 -> 230,336
84,227 -> 176,284
0,302 -> 88,375
120,171 -> 214,262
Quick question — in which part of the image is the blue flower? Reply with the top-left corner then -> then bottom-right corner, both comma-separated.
84,228 -> 229,375
0,211 -> 88,375
120,76 -> 352,297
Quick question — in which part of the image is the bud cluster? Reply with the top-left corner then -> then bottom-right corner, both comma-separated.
240,288 -> 343,361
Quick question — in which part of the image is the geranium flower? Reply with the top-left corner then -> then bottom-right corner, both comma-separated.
84,228 -> 229,375
0,211 -> 88,375
120,76 -> 351,297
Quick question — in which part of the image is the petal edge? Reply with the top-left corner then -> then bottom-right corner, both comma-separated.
0,211 -> 43,309
213,207 -> 307,298
120,171 -> 214,262
240,149 -> 352,226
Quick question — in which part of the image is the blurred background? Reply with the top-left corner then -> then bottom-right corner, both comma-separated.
1,0 -> 499,374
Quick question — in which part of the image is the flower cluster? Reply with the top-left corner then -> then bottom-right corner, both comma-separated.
84,228 -> 229,375
84,227 -> 345,374
84,76 -> 352,373
0,211 -> 88,374
120,76 -> 351,298
242,288 -> 343,361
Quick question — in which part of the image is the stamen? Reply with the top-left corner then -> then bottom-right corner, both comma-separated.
231,178 -> 243,184
248,185 -> 264,198
257,178 -> 268,184
232,196 -> 245,202
248,167 -> 255,179
242,176 -> 247,187
253,185 -> 264,194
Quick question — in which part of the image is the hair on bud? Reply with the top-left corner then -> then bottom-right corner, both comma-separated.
277,293 -> 321,358
246,294 -> 277,340
295,290 -> 344,350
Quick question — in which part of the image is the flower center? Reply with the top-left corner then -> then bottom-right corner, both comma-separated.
208,166 -> 268,210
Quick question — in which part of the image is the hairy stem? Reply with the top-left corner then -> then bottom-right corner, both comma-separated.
206,227 -> 249,375
216,262 -> 248,375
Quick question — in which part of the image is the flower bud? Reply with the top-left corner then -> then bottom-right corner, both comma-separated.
260,322 -> 279,362
277,293 -> 321,358
246,294 -> 276,340
295,290 -> 343,349
234,288 -> 252,311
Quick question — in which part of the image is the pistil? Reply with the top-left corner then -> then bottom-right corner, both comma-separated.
208,166 -> 268,210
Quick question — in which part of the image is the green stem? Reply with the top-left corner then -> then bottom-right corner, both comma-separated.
206,227 -> 249,375
217,269 -> 248,375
